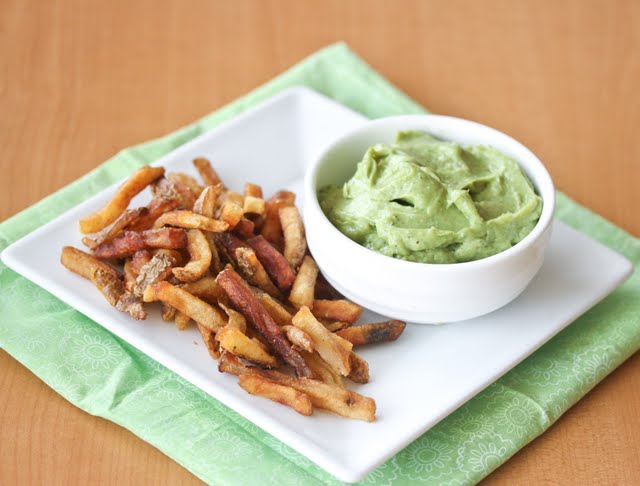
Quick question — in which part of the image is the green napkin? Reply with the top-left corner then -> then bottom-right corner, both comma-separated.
1,43 -> 638,486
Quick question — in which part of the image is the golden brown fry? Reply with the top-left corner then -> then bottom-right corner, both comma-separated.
82,207 -> 148,249
243,196 -> 265,215
174,311 -> 192,330
282,325 -> 314,353
219,191 -> 244,228
217,268 -> 314,378
143,281 -> 226,332
180,276 -> 226,303
321,320 -> 350,333
193,157 -> 223,187
279,206 -> 306,270
206,232 -> 223,274
168,172 -> 203,198
161,302 -> 177,321
219,302 -> 247,333
300,351 -> 344,387
235,247 -> 282,299
93,228 -> 188,259
91,268 -> 124,307
153,210 -> 228,232
133,251 -> 177,298
260,370 -> 375,422
61,246 -> 117,281
260,191 -> 295,246
252,289 -> 294,327
193,184 -> 223,218
247,235 -> 296,292
336,320 -> 407,346
172,229 -> 212,282
198,324 -> 220,359
292,306 -> 352,376
127,197 -> 181,232
123,259 -> 137,292
348,352 -> 370,384
289,256 -> 318,309
238,374 -> 313,416
312,299 -> 363,324
79,166 -> 165,234
218,350 -> 250,375
244,183 -> 263,199
216,325 -> 278,367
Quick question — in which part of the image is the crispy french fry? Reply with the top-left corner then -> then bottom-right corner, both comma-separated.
143,281 -> 225,332
123,259 -> 136,292
300,351 -> 344,387
252,289 -> 294,327
312,299 -> 363,324
90,267 -> 147,320
79,166 -> 164,234
244,183 -> 263,199
61,246 -> 117,281
347,352 -> 370,384
216,268 -> 314,378
243,196 -> 265,215
247,235 -> 296,292
336,320 -> 407,346
282,325 -> 314,353
172,229 -> 212,282
279,206 -> 306,270
133,251 -> 177,298
206,232 -> 223,274
219,302 -> 247,333
216,325 -> 278,367
260,191 -> 295,246
216,232 -> 250,262
174,311 -> 191,330
238,374 -> 312,416
289,256 -> 318,309
218,350 -> 250,375
260,370 -> 375,422
93,228 -> 187,259
82,207 -> 148,249
179,276 -> 226,303
198,324 -> 220,359
219,191 -> 244,228
161,302 -> 177,321
232,217 -> 255,238
292,306 -> 352,376
131,249 -> 153,272
235,247 -> 282,299
193,184 -> 222,218
115,291 -> 147,320
153,210 -> 228,232
167,172 -> 203,198
193,157 -> 223,187
321,320 -> 350,333
126,197 -> 180,232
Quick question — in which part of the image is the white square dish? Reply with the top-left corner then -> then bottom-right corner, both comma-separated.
1,87 -> 633,483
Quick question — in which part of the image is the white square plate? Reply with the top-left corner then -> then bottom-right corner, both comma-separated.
2,87 -> 633,483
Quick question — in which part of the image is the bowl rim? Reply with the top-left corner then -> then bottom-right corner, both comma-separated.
304,114 -> 556,271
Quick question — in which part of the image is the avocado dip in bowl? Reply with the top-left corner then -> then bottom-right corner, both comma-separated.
304,115 -> 555,324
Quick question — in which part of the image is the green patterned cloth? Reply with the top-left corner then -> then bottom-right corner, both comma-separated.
1,43 -> 639,485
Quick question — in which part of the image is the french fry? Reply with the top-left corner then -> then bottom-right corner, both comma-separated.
244,183 -> 263,199
279,206 -> 306,270
143,281 -> 226,332
93,228 -> 187,259
174,311 -> 191,330
238,374 -> 313,416
79,166 -> 164,234
179,276 -> 226,303
198,324 -> 220,360
219,302 -> 247,333
347,352 -> 370,384
167,172 -> 203,198
61,246 -> 117,281
232,217 -> 255,238
126,197 -> 180,232
260,370 -> 375,422
206,232 -> 223,274
247,235 -> 296,292
115,290 -> 147,320
300,351 -> 344,387
312,299 -> 363,324
260,191 -> 295,246
216,232 -> 250,263
218,350 -> 250,375
292,306 -> 352,376
161,302 -> 177,321
243,196 -> 265,215
130,249 -> 153,273
193,157 -> 223,187
132,251 -> 177,298
216,325 -> 278,368
289,256 -> 318,309
172,229 -> 212,282
216,268 -> 314,378
219,191 -> 244,228
153,210 -> 228,232
235,247 -> 282,299
82,207 -> 148,249
193,184 -> 222,218
123,259 -> 137,292
91,267 -> 147,320
321,320 -> 350,333
336,320 -> 407,346
252,289 -> 294,327
282,325 -> 314,353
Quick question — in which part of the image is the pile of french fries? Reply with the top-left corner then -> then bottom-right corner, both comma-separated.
61,159 -> 406,421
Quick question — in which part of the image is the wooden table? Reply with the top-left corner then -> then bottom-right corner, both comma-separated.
1,1 -> 638,484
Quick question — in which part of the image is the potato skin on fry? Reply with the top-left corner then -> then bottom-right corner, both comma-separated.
93,228 -> 187,259
247,235 -> 296,292
238,374 -> 313,416
336,320 -> 407,346
260,191 -> 295,247
82,207 -> 148,249
79,166 -> 165,234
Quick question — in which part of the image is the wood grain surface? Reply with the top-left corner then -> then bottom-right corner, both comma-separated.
1,0 -> 638,484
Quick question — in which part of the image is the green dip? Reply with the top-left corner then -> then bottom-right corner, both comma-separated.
318,130 -> 543,264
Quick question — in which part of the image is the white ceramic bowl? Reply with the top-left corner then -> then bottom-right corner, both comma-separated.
304,115 -> 555,324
